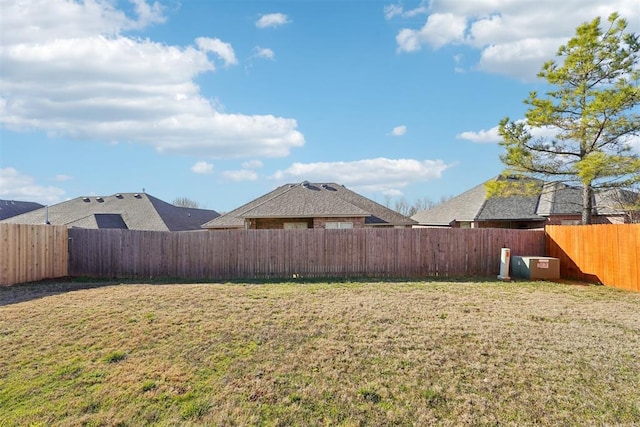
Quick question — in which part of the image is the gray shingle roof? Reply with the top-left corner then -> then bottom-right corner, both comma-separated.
536,183 -> 635,216
410,182 -> 487,226
0,193 -> 219,231
203,182 -> 416,228
412,176 -> 636,226
477,195 -> 543,220
594,189 -> 639,215
0,199 -> 44,220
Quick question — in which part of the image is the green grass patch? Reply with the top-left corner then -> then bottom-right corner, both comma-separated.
103,351 -> 127,363
1,280 -> 639,425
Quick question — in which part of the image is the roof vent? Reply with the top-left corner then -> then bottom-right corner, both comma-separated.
82,197 -> 90,202
302,181 -> 320,191
115,193 -> 123,199
134,193 -> 142,199
96,197 -> 104,202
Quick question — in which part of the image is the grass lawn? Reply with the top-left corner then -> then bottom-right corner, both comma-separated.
1,279 -> 639,426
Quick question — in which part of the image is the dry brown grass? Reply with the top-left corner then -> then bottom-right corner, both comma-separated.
1,280 -> 639,426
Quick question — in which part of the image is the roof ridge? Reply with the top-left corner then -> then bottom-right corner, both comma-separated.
229,183 -> 300,218
247,183 -> 299,212
205,183 -> 298,225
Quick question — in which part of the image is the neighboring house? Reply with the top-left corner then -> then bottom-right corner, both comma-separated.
202,181 -> 416,230
1,193 -> 219,231
0,199 -> 44,220
411,176 -> 638,228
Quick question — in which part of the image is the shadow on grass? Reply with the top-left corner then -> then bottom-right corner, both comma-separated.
0,277 -> 121,307
1,275 -> 504,306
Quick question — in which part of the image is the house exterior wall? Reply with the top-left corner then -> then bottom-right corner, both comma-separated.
312,217 -> 366,229
246,217 -> 368,229
476,220 -> 546,229
445,215 -> 629,228
251,218 -> 313,229
546,214 -> 627,225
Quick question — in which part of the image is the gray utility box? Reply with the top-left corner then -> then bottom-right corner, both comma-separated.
511,256 -> 560,280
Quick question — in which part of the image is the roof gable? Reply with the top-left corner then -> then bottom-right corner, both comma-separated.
203,182 -> 416,228
411,182 -> 487,226
0,199 -> 44,220
1,193 -> 219,231
413,176 -> 636,226
241,183 -> 369,218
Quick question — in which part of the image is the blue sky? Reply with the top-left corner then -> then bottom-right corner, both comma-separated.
1,0 -> 639,212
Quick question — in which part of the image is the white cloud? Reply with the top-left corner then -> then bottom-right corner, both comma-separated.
271,158 -> 451,193
397,13 -> 467,52
457,126 -> 500,143
394,1 -> 640,80
477,38 -> 564,78
196,37 -> 238,67
453,54 -> 465,73
458,121 -> 616,146
242,160 -> 264,169
129,0 -> 166,28
0,0 -> 157,44
384,3 -> 428,20
384,4 -> 403,20
390,125 -> 407,136
0,167 -> 65,204
382,189 -> 404,197
0,0 -> 304,159
253,47 -> 275,60
191,161 -> 214,174
54,174 -> 72,182
222,170 -> 258,182
256,13 -> 291,29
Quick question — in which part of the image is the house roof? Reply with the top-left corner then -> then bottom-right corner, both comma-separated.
0,193 -> 219,231
593,188 -> 639,215
478,178 -> 545,221
202,182 -> 416,228
412,176 -> 636,226
410,182 -> 489,226
0,199 -> 44,220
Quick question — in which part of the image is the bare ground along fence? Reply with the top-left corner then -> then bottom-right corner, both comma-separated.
68,227 -> 545,280
0,224 -> 68,286
546,224 -> 639,292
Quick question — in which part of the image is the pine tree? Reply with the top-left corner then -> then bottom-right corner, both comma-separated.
492,13 -> 640,224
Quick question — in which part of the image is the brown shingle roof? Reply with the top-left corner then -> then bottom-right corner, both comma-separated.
202,182 -> 416,228
1,193 -> 219,231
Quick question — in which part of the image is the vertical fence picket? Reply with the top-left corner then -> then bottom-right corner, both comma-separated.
11,225 -> 638,292
0,224 -> 68,286
546,224 -> 640,292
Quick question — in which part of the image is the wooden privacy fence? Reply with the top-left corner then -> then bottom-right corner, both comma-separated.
68,227 -> 545,280
546,224 -> 640,292
0,224 -> 69,286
